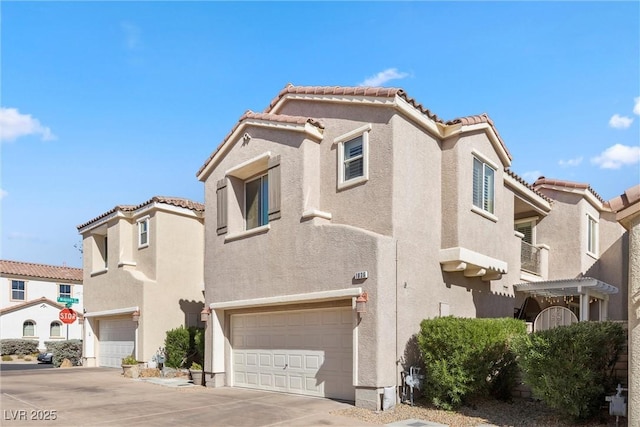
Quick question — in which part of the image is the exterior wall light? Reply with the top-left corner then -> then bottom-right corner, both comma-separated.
200,307 -> 211,322
132,310 -> 140,322
356,292 -> 368,314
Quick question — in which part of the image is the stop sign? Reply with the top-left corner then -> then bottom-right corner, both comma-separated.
59,308 -> 77,324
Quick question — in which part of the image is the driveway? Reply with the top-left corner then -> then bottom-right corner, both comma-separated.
0,367 -> 379,426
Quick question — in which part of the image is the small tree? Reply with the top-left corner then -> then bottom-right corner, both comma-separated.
164,326 -> 190,368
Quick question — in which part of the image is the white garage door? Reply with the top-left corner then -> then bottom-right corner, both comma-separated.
232,307 -> 354,401
98,318 -> 136,368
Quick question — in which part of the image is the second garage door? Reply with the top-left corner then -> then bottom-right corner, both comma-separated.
231,307 -> 354,401
98,318 -> 136,368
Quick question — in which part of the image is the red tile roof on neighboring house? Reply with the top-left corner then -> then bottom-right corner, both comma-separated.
0,260 -> 83,283
77,196 -> 204,230
609,184 -> 640,212
0,296 -> 84,318
533,176 -> 607,205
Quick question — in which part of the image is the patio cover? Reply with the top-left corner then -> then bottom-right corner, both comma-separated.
514,277 -> 618,321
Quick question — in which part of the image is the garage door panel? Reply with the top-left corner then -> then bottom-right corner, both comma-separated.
232,308 -> 354,401
98,318 -> 135,368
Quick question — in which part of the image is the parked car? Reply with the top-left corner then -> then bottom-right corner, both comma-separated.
37,352 -> 53,363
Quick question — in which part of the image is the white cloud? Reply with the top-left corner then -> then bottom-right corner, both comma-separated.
359,68 -> 409,87
591,144 -> 640,169
558,156 -> 583,167
121,21 -> 142,50
0,108 -> 56,142
7,231 -> 42,242
609,114 -> 633,129
521,170 -> 543,183
634,97 -> 640,116
0,188 -> 7,200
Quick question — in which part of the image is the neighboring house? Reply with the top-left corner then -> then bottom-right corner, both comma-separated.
196,84 -> 629,409
0,260 -> 83,350
77,196 -> 205,368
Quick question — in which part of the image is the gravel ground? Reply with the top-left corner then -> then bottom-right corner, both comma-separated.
332,397 -> 628,427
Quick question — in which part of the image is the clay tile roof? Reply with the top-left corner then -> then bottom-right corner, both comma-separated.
609,184 -> 640,212
196,108 -> 325,178
242,110 -> 325,129
77,196 -> 204,230
264,84 -> 444,123
447,113 -> 512,161
505,169 -> 551,202
0,260 -> 83,282
533,176 -> 606,205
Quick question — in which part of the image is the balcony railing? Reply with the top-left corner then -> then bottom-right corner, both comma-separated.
521,241 -> 540,275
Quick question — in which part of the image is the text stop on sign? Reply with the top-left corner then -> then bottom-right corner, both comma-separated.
59,308 -> 77,324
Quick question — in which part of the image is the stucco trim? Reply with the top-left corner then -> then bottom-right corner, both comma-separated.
209,287 -> 362,310
536,183 -> 608,212
301,209 -> 332,221
224,224 -> 270,243
439,247 -> 508,279
78,211 -> 126,234
84,306 -> 139,318
225,152 -> 272,180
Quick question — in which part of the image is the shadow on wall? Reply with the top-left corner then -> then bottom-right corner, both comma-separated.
585,233 -> 628,321
178,299 -> 205,327
442,272 -> 518,319
400,334 -> 425,373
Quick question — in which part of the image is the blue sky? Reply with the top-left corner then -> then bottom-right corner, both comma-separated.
1,2 -> 639,268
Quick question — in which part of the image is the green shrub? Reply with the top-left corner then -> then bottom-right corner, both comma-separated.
1,339 -> 39,355
2,355 -> 13,361
164,326 -> 190,368
417,316 -> 526,410
121,354 -> 137,365
45,340 -> 83,367
190,361 -> 202,370
189,327 -> 204,367
514,321 -> 625,421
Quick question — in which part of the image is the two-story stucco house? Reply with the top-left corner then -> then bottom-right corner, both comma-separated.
77,196 -> 204,368
0,260 -> 83,350
196,84 -> 629,409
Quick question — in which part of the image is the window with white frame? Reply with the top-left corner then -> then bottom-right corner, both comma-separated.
11,280 -> 25,301
138,217 -> 149,248
336,124 -> 370,189
245,174 -> 269,230
23,320 -> 36,337
472,156 -> 495,214
587,214 -> 598,256
59,284 -> 71,299
50,321 -> 62,337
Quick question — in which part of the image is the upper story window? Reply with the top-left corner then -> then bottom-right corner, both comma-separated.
245,174 -> 269,230
217,152 -> 281,239
23,320 -> 36,337
138,217 -> 149,248
11,280 -> 25,301
472,156 -> 495,214
587,214 -> 598,256
336,124 -> 371,190
59,284 -> 72,299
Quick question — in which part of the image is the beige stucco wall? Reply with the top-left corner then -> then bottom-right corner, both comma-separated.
82,206 -> 204,364
535,188 -> 628,320
203,103 -> 530,404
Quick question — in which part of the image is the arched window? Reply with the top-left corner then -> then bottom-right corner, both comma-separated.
50,321 -> 62,337
23,320 -> 36,337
